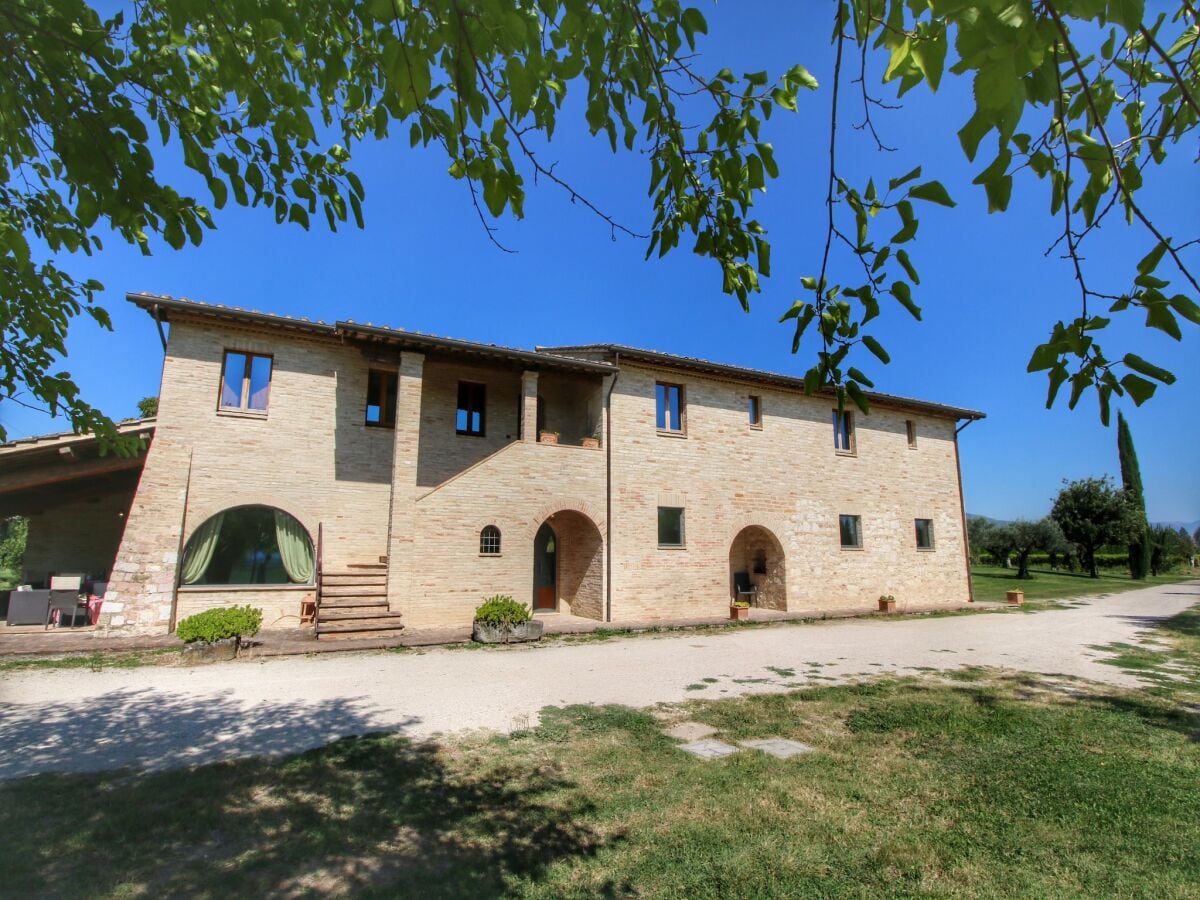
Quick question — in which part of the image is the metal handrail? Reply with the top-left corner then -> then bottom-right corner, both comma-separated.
313,522 -> 324,630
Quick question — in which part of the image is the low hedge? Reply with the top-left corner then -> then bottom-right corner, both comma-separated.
176,605 -> 263,646
473,595 -> 531,627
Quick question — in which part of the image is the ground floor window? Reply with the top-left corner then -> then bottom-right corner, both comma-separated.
915,518 -> 935,550
658,507 -> 685,547
839,514 -> 863,549
180,506 -> 313,585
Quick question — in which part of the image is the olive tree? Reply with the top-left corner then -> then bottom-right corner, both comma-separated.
1050,476 -> 1137,577
1009,517 -> 1065,579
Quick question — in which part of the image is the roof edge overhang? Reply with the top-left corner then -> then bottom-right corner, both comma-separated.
127,293 -> 616,376
538,344 -> 986,422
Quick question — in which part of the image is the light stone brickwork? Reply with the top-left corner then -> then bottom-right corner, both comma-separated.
21,483 -> 136,586
607,363 -> 970,622
101,313 -> 972,634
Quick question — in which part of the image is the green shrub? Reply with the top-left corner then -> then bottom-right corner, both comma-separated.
176,606 -> 263,647
473,595 -> 531,627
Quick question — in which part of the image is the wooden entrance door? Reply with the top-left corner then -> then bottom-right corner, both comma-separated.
533,522 -> 557,610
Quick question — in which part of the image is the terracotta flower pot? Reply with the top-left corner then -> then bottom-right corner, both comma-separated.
581,437 -> 600,449
539,432 -> 559,445
878,597 -> 897,613
729,605 -> 749,621
1006,590 -> 1025,606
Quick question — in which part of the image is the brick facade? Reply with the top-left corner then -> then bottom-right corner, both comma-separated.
96,297 -> 980,634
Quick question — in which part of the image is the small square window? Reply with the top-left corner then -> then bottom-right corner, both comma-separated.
658,507 -> 685,547
365,369 -> 398,427
219,351 -> 273,413
748,395 -> 762,428
656,382 -> 685,433
915,518 -> 935,550
839,514 -> 862,549
833,409 -> 855,454
906,419 -> 917,449
456,382 -> 486,435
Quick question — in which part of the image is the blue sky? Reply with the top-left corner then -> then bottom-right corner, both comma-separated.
4,3 -> 1197,523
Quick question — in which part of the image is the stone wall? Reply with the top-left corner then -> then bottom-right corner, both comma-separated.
607,363 -> 970,621
22,482 -> 136,586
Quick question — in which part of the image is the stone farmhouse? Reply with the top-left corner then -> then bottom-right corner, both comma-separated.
0,293 -> 983,638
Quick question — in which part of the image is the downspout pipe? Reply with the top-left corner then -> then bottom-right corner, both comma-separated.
954,417 -> 977,602
604,352 -> 620,622
151,304 -> 168,352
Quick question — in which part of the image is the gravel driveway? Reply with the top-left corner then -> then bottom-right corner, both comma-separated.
1,581 -> 1196,779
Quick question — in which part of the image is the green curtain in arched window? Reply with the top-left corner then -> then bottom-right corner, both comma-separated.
180,512 -> 225,585
274,510 -> 314,584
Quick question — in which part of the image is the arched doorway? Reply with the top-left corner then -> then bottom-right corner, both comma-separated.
532,510 -> 604,619
728,525 -> 786,611
533,522 -> 557,611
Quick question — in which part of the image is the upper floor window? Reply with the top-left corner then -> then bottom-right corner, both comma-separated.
656,382 -> 685,433
832,409 -> 855,454
366,369 -> 398,427
658,506 -> 685,547
748,395 -> 762,428
906,419 -> 917,448
220,351 -> 272,413
457,382 -> 486,435
480,525 -> 501,555
839,514 -> 863,549
915,518 -> 935,550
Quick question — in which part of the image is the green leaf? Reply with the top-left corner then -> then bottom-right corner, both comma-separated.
1107,0 -> 1145,32
895,249 -> 920,285
1027,343 -> 1060,372
911,32 -> 947,91
1145,304 -> 1182,340
907,181 -> 956,207
845,380 -> 871,415
889,282 -> 922,320
1166,293 -> 1200,325
862,335 -> 891,364
847,367 -> 875,388
1119,373 -> 1157,405
786,63 -> 820,91
888,166 -> 921,192
506,57 -> 532,116
1137,241 -> 1168,274
1123,353 -> 1176,385
974,59 -> 1019,110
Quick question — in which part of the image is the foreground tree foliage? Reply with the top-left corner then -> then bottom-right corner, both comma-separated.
1,1 -> 1197,448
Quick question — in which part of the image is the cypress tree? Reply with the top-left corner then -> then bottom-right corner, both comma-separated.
1116,411 -> 1151,580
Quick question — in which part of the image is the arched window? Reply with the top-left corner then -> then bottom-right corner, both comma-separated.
180,506 -> 313,586
480,525 -> 501,555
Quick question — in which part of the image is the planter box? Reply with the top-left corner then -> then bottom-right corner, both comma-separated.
538,433 -> 559,445
472,619 -> 545,644
1006,590 -> 1025,606
878,597 -> 897,613
180,637 -> 239,664
581,437 -> 601,449
729,605 -> 750,621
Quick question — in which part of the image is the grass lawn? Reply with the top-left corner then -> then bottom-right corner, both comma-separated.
3,612 -> 1199,897
971,564 -> 1197,606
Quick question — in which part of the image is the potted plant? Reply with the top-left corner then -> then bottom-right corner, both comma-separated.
581,422 -> 601,449
878,594 -> 896,613
538,431 -> 559,445
729,599 -> 751,621
176,605 -> 263,661
472,595 -> 545,643
1006,589 -> 1025,606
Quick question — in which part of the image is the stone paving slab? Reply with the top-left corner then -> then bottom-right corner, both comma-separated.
741,738 -> 815,759
678,739 -> 740,759
663,722 -> 718,741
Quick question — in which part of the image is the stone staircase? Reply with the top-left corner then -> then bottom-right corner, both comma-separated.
315,564 -> 405,641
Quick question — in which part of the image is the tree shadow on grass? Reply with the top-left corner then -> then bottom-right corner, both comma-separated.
0,691 -> 614,896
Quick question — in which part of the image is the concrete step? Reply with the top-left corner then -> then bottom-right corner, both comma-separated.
343,563 -> 388,570
321,573 -> 387,583
316,614 -> 406,639
319,607 -> 397,622
319,597 -> 389,609
317,628 -> 407,642
321,587 -> 387,598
